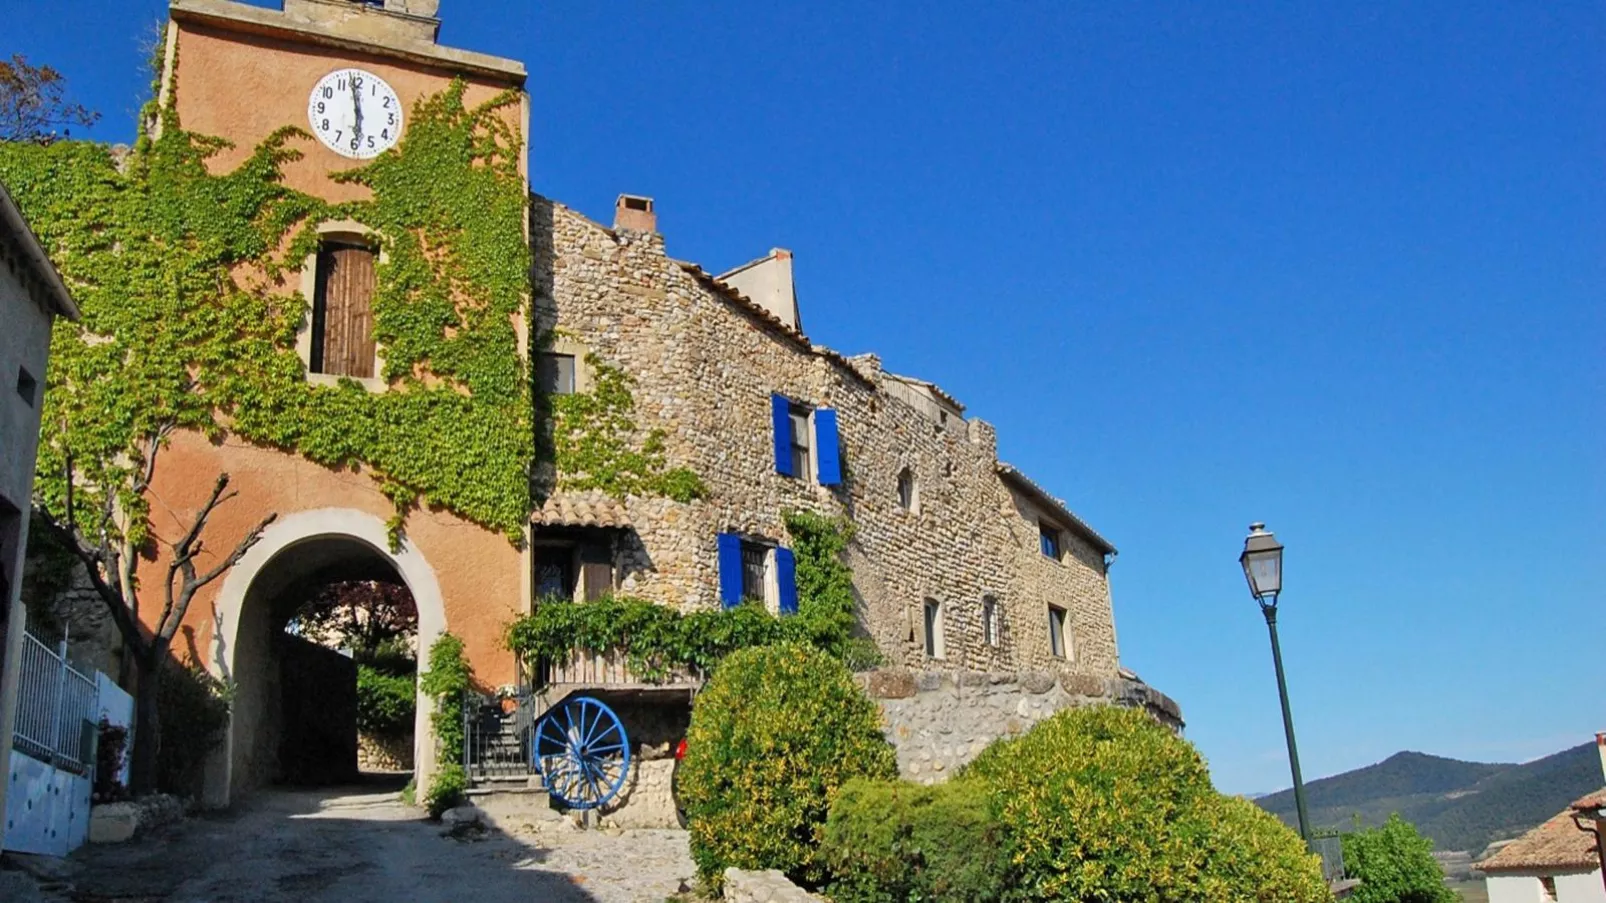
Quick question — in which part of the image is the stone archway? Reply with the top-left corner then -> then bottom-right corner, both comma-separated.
204,509 -> 446,807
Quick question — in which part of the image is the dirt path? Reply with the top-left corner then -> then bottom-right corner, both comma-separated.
54,787 -> 697,903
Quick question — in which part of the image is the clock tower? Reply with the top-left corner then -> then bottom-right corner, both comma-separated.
146,0 -> 531,806
163,0 -> 527,202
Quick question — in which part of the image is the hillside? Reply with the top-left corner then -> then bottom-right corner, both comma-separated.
1256,743 -> 1602,854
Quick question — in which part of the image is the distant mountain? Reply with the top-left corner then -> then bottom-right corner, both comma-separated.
1256,743 -> 1602,854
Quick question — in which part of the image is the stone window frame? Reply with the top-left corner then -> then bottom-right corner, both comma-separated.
738,536 -> 781,614
1047,604 -> 1071,660
1038,519 -> 1064,562
787,400 -> 815,483
541,335 -> 594,394
297,220 -> 388,392
896,466 -> 918,514
981,595 -> 999,647
923,598 -> 945,660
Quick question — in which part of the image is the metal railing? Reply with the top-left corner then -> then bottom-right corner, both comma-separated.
462,690 -> 538,782
12,630 -> 98,775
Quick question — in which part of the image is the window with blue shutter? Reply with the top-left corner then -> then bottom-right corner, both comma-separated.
814,408 -> 841,486
776,547 -> 798,615
717,532 -> 743,608
771,393 -> 793,476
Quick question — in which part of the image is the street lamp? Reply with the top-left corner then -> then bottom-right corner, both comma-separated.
1241,522 -> 1311,845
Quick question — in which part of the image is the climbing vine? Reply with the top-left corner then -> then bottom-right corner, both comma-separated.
544,351 -> 707,503
0,78 -> 534,543
505,511 -> 878,676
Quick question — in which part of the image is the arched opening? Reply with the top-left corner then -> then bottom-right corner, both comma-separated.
207,509 -> 448,806
230,536 -> 411,791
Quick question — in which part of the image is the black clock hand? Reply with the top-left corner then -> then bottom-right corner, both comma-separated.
350,76 -> 363,143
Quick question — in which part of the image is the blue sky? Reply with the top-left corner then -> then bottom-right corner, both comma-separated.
7,0 -> 1603,795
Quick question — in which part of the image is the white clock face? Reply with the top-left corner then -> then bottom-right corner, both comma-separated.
308,68 -> 402,160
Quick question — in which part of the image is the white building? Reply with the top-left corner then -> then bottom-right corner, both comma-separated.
0,180 -> 81,848
1477,735 -> 1606,903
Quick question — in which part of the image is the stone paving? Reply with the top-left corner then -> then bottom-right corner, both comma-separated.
23,785 -> 697,903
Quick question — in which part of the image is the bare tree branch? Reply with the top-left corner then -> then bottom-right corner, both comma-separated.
29,505 -> 149,661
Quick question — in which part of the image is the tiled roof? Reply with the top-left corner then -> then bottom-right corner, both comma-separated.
531,492 -> 631,529
996,464 -> 1115,556
1475,793 -> 1606,873
884,372 -> 966,413
1574,789 -> 1606,810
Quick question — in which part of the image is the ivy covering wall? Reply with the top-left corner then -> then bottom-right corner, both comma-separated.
506,511 -> 876,675
0,79 -> 535,541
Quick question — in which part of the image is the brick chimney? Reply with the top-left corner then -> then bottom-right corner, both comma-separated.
614,195 -> 656,233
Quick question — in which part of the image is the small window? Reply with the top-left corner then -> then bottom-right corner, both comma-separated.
16,366 -> 37,408
1539,876 -> 1557,902
923,599 -> 944,659
1039,522 -> 1062,560
789,403 -> 811,479
982,596 -> 998,647
538,353 -> 576,395
311,240 -> 377,378
532,545 -> 575,601
896,467 -> 917,512
740,540 -> 769,603
1048,605 -> 1069,659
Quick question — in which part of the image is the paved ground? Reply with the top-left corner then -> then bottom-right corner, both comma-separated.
35,784 -> 697,903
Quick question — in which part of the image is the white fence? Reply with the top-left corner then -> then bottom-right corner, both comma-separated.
12,631 -> 97,775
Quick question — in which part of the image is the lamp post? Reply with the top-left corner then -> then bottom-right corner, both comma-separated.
1241,522 -> 1311,845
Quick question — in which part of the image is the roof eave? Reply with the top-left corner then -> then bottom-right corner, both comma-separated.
996,464 -> 1115,556
0,183 -> 80,320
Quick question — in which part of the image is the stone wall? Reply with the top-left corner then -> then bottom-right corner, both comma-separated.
532,198 -> 1121,676
860,668 -> 1184,782
357,731 -> 413,772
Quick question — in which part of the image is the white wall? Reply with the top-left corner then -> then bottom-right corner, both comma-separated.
0,255 -> 53,515
1487,871 -> 1606,903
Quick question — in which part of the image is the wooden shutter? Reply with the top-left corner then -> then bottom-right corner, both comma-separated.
814,408 -> 841,485
771,393 -> 793,476
775,547 -> 798,615
717,533 -> 743,609
313,242 -> 376,378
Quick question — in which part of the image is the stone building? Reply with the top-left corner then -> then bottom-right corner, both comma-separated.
0,181 -> 82,843
8,0 -> 1175,810
531,198 -> 1123,676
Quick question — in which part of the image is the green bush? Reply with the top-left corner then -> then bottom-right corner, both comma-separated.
679,643 -> 897,887
962,705 -> 1330,902
155,661 -> 232,797
822,778 -> 1010,902
1342,814 -> 1457,903
356,663 -> 416,736
425,763 -> 466,819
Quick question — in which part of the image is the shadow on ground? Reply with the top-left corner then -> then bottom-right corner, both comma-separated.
52,774 -> 607,903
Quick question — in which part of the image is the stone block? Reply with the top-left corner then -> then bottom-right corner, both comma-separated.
1019,672 -> 1055,694
1060,672 -> 1108,699
88,803 -> 140,844
863,669 -> 917,699
723,868 -> 825,902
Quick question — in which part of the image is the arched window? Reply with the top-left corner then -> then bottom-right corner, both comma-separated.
897,467 -> 918,512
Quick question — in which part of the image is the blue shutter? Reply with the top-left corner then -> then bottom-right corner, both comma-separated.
771,393 -> 793,476
717,533 -> 743,609
776,547 -> 798,615
815,408 -> 841,486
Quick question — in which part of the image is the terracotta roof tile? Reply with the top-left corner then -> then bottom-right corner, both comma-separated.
1475,794 -> 1606,873
532,492 -> 631,529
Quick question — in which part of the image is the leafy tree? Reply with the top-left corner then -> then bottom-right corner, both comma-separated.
287,579 -> 418,667
0,54 -> 98,142
679,643 -> 897,888
1342,814 -> 1457,903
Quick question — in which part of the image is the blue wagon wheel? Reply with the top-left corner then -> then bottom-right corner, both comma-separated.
533,696 -> 631,810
